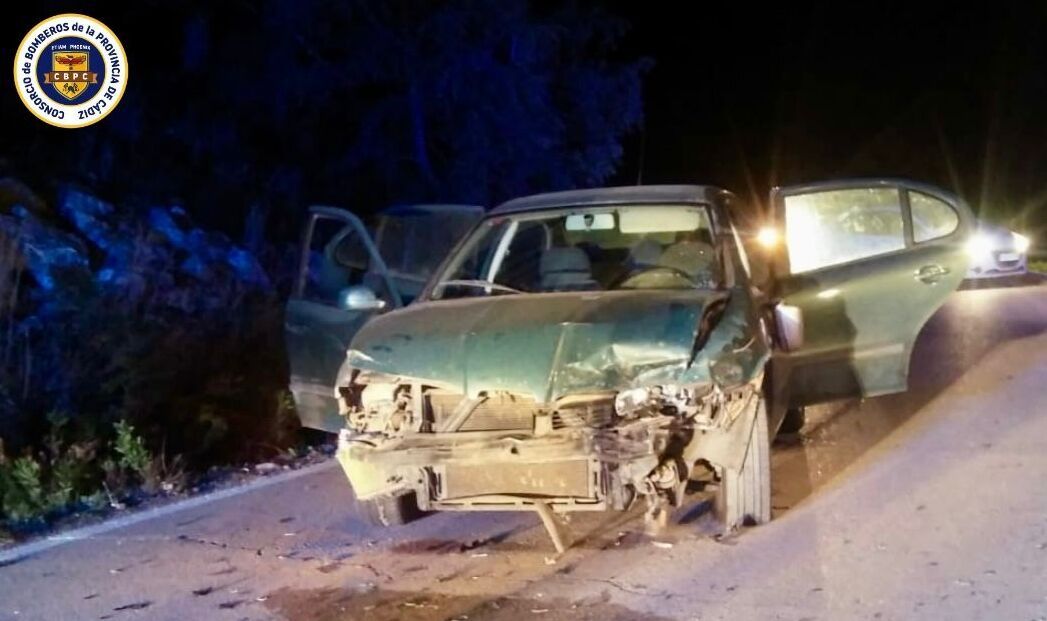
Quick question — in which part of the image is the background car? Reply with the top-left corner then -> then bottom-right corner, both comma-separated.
965,220 -> 1030,280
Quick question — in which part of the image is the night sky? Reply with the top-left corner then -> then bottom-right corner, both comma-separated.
604,2 -> 1047,233
5,3 -> 1047,236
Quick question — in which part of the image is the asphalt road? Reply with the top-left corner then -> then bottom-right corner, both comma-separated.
2,283 -> 1046,621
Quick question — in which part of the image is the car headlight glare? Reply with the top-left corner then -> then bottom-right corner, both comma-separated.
965,233 -> 994,259
1012,232 -> 1030,254
755,226 -> 780,249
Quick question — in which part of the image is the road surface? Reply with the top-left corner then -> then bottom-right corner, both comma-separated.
1,283 -> 1046,621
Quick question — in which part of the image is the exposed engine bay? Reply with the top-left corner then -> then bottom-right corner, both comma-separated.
335,367 -> 764,543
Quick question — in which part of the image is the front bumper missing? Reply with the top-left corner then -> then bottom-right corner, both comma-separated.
336,382 -> 762,517
336,423 -> 664,513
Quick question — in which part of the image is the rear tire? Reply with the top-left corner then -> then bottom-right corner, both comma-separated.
715,397 -> 771,530
358,491 -> 424,527
777,406 -> 806,435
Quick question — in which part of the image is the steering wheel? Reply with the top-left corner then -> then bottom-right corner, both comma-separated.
614,265 -> 697,289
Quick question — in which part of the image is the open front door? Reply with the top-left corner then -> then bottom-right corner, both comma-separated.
285,207 -> 399,431
770,179 -> 973,408
285,204 -> 483,431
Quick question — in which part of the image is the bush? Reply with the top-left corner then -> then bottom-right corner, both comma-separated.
0,420 -> 103,530
0,184 -> 302,531
113,420 -> 150,483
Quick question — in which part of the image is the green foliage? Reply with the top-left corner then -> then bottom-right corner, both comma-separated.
113,420 -> 151,482
0,455 -> 45,523
1028,259 -> 1047,273
0,420 -> 102,527
0,415 -> 192,528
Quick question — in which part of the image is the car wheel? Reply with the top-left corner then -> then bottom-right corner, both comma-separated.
777,406 -> 806,434
715,397 -> 771,530
358,491 -> 425,527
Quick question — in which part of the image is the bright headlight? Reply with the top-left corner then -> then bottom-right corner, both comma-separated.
755,226 -> 780,249
965,233 -> 994,259
1012,232 -> 1030,254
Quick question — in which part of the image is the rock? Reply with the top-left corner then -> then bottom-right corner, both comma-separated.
255,462 -> 280,475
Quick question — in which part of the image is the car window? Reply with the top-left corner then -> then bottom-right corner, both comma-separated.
784,188 -> 905,273
376,208 -> 480,279
431,205 -> 721,299
299,214 -> 392,306
909,191 -> 959,243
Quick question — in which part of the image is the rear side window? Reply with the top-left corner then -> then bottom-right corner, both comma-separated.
909,191 -> 959,243
784,188 -> 905,273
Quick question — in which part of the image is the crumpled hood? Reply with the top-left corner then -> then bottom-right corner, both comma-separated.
346,290 -> 731,401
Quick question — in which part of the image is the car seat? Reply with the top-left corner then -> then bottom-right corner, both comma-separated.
627,237 -> 663,269
657,240 -> 718,284
539,246 -> 598,291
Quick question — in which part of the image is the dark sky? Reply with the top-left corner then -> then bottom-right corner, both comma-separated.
5,3 -> 1047,234
603,3 -> 1047,230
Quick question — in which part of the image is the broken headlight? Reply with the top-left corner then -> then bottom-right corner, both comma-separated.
614,384 -> 711,419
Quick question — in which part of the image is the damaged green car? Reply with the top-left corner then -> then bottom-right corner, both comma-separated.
288,181 -> 972,537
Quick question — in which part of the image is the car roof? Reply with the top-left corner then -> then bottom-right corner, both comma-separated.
381,204 -> 484,216
490,185 -> 730,215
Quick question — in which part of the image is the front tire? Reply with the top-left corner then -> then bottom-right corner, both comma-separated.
358,491 -> 424,527
715,397 -> 771,530
777,406 -> 806,435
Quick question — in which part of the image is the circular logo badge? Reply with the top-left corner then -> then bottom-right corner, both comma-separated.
13,14 -> 128,128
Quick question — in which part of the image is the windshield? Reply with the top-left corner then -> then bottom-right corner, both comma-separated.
430,204 -> 721,299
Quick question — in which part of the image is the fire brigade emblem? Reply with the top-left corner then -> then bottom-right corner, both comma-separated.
13,14 -> 128,128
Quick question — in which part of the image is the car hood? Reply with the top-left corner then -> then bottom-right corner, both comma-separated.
346,289 -> 739,401
975,221 -> 1018,243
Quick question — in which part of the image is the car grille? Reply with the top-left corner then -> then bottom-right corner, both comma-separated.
552,401 -> 615,429
441,460 -> 592,499
428,391 -> 536,431
426,391 -> 615,432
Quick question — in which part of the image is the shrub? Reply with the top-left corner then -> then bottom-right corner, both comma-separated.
113,420 -> 150,483
0,184 -> 301,530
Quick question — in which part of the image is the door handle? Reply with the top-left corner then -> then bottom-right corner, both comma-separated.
914,264 -> 949,284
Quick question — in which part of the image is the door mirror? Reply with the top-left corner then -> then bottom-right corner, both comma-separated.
773,303 -> 804,352
338,285 -> 386,312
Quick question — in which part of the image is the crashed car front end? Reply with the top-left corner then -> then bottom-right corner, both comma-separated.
333,291 -> 770,520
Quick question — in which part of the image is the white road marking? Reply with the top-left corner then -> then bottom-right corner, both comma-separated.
0,459 -> 338,565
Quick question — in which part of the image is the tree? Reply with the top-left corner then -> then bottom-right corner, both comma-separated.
15,0 -> 648,238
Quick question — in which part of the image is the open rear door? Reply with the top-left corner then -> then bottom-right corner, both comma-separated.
769,179 -> 973,408
285,204 -> 483,431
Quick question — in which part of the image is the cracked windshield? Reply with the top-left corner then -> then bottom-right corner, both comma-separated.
432,205 -> 721,298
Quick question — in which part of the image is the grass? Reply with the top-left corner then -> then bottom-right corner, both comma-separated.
1028,259 -> 1047,274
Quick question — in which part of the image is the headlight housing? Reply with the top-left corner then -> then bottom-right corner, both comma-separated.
614,386 -> 655,418
613,384 -> 711,419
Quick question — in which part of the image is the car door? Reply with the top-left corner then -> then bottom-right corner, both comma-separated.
285,207 -> 401,432
285,205 -> 483,432
768,179 -> 973,408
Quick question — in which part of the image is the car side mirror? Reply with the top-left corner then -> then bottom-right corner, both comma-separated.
773,303 -> 804,351
338,285 -> 386,312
